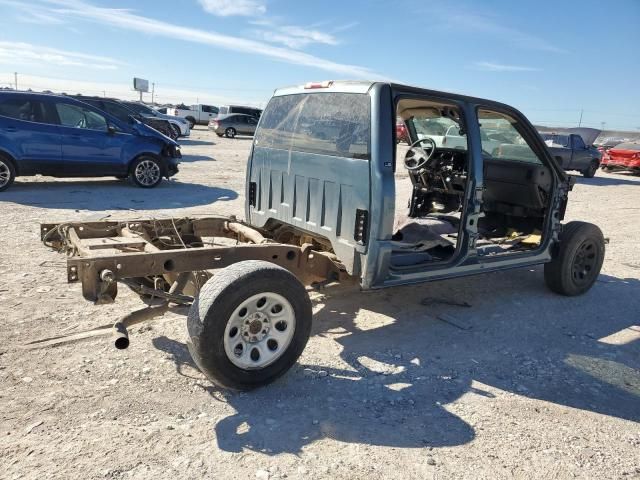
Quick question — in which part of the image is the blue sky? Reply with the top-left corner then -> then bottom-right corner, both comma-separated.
0,0 -> 638,130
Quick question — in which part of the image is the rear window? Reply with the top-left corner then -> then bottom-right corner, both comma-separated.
541,133 -> 569,147
0,97 -> 48,123
255,93 -> 370,160
614,143 -> 640,150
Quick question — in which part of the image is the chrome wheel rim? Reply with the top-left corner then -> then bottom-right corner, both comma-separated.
0,160 -> 10,188
224,292 -> 296,370
134,160 -> 160,186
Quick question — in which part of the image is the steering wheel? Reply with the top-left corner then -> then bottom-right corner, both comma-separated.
404,137 -> 437,171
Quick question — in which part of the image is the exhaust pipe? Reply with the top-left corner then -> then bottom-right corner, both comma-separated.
112,304 -> 170,349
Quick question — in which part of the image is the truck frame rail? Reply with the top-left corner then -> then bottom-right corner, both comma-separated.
41,215 -> 349,305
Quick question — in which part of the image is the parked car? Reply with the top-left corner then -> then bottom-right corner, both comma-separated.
168,104 -> 218,128
600,142 -> 640,173
217,105 -> 262,119
595,137 -> 627,150
396,117 -> 409,144
539,128 -> 602,177
0,91 -> 181,191
208,113 -> 258,138
70,96 -> 178,140
123,101 -> 190,138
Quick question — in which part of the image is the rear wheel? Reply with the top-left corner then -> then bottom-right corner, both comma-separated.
582,160 -> 598,178
170,124 -> 181,139
544,221 -> 605,296
130,156 -> 163,188
0,156 -> 15,192
187,260 -> 312,390
225,127 -> 236,138
186,117 -> 196,129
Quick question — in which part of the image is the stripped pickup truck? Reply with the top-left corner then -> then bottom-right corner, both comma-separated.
42,81 -> 605,390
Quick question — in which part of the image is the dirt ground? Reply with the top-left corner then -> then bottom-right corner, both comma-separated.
1,127 -> 639,480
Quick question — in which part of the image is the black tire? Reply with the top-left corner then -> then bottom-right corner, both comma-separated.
130,156 -> 163,188
187,260 -> 312,390
0,155 -> 16,192
582,160 -> 598,178
170,124 -> 181,139
186,117 -> 196,129
225,127 -> 236,139
544,221 -> 605,296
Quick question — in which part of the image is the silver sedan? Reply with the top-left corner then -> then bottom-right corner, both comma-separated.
209,114 -> 258,138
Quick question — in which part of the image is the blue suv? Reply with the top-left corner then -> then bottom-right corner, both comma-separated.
0,92 -> 181,191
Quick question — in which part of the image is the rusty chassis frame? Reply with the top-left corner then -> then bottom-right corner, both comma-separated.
41,215 -> 351,307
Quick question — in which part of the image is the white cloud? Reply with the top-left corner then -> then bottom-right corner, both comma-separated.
198,0 -> 266,17
253,25 -> 339,49
34,0 -> 378,78
473,61 -> 540,72
0,41 -> 124,70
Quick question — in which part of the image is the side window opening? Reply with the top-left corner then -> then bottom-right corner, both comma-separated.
477,108 -> 553,256
0,98 -> 46,123
572,135 -> 586,150
55,103 -> 107,131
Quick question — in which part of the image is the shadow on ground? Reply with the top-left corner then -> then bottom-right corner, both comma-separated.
4,179 -> 237,210
180,154 -> 217,163
575,173 -> 640,187
154,267 -> 640,454
178,139 -> 215,146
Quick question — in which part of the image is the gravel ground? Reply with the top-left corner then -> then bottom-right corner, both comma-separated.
1,127 -> 639,480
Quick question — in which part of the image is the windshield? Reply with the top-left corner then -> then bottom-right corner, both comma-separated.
541,133 -> 569,147
255,93 -> 370,160
406,114 -> 468,150
126,103 -> 153,115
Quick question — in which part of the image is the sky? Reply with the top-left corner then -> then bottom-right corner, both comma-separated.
0,0 -> 638,130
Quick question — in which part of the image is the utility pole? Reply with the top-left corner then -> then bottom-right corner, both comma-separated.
151,83 -> 155,104
14,72 -> 17,90
578,109 -> 583,127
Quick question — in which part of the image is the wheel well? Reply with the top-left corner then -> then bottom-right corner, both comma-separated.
0,150 -> 17,174
186,116 -> 196,123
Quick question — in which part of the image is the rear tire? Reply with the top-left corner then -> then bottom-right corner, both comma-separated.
582,160 -> 598,178
225,127 -> 236,138
187,260 -> 312,390
544,221 -> 605,296
169,124 -> 180,140
186,117 -> 196,129
130,156 -> 163,188
0,155 -> 15,192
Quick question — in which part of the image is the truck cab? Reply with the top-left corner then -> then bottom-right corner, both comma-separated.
246,81 -> 592,291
